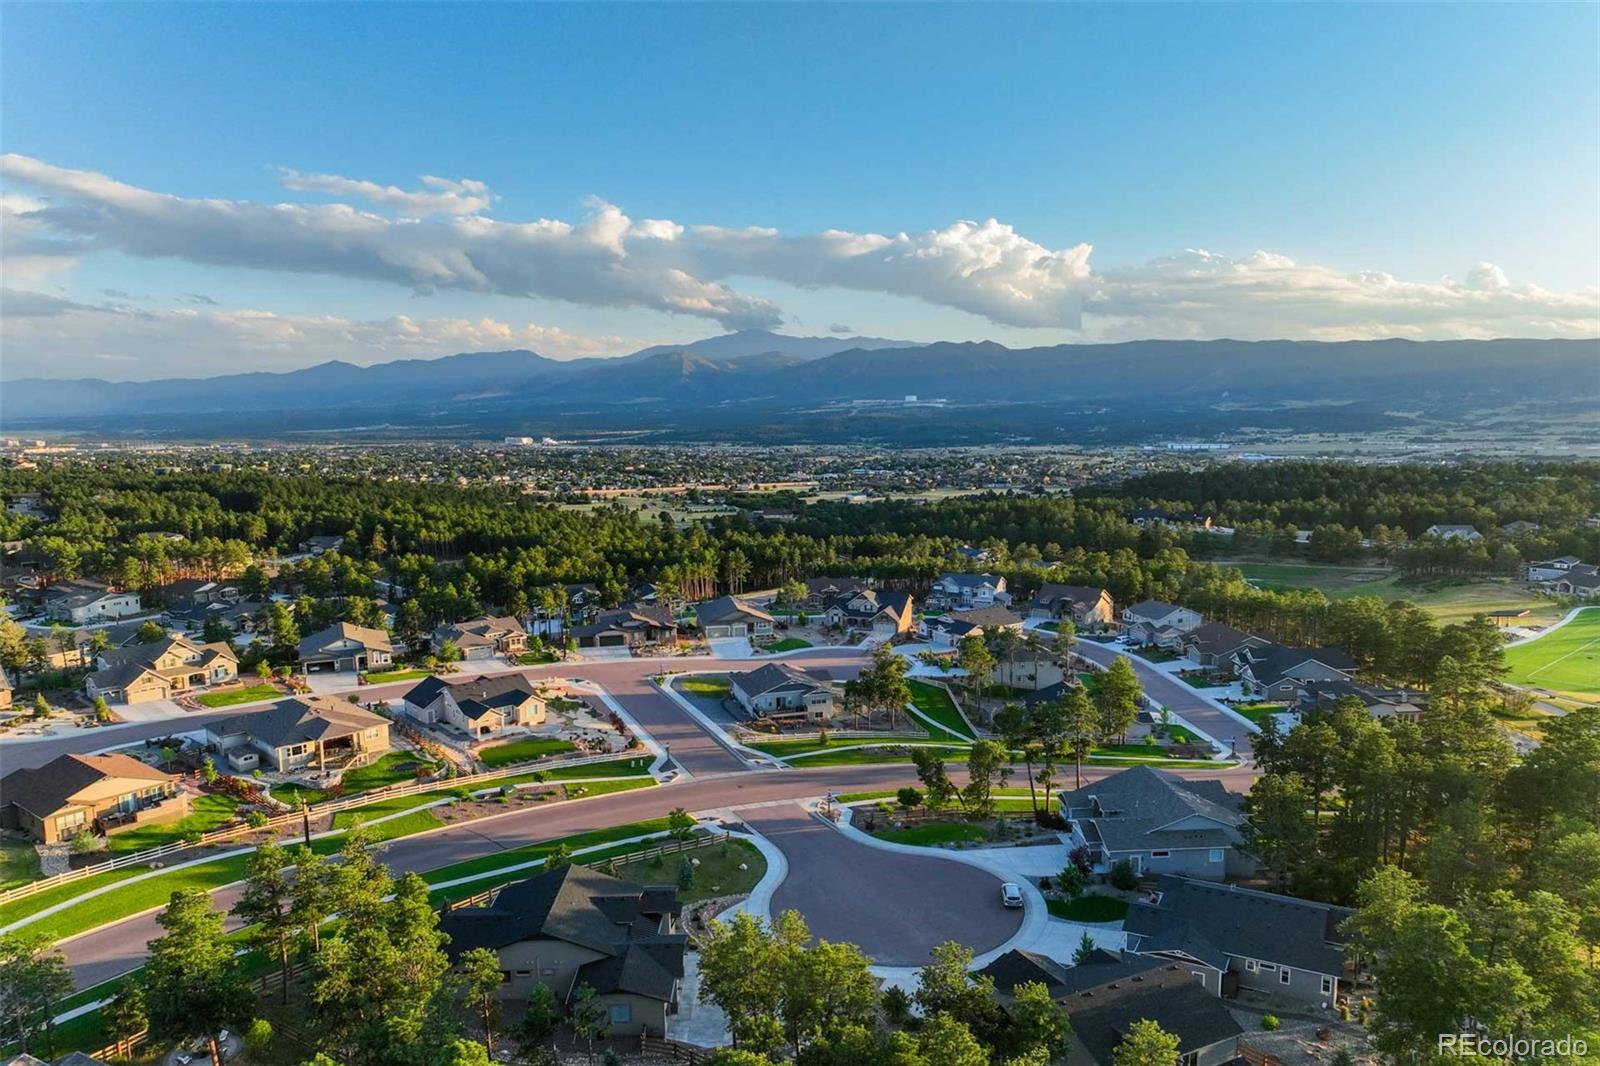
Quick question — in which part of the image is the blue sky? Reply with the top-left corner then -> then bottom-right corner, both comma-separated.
3,3 -> 1597,379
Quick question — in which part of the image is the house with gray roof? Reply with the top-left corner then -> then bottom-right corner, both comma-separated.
1232,643 -> 1356,701
1297,679 -> 1425,723
694,596 -> 775,641
1027,584 -> 1115,628
42,580 -> 143,624
1123,875 -> 1353,1006
1181,622 -> 1269,669
1056,765 -> 1250,880
930,573 -> 1009,610
822,588 -> 916,637
1054,950 -> 1244,1066
400,673 -> 548,737
431,615 -> 527,661
729,662 -> 836,722
1423,524 -> 1482,543
297,621 -> 394,674
206,695 -> 391,774
438,863 -> 685,1038
572,604 -> 678,649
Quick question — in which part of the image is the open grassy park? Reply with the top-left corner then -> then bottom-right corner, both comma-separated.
1506,608 -> 1600,700
1229,562 -> 1568,626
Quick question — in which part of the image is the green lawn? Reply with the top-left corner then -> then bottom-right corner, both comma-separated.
679,675 -> 732,698
477,736 -> 579,767
609,837 -> 767,903
195,683 -> 282,708
0,838 -> 41,891
106,793 -> 241,854
364,667 -> 432,684
420,817 -> 676,889
267,782 -> 329,807
1231,562 -> 1568,626
1047,895 -> 1129,922
875,821 -> 989,846
1232,702 -> 1291,727
493,756 -> 656,785
339,750 -> 440,793
1131,647 -> 1180,663
1506,608 -> 1600,699
765,637 -> 813,652
1179,674 -> 1229,689
787,744 -> 972,767
908,680 -> 974,740
517,650 -> 559,665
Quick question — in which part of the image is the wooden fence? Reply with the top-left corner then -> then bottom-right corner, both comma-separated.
640,1035 -> 713,1063
0,749 -> 646,906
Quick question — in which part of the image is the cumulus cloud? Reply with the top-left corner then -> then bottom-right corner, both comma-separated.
1,153 -> 1596,343
0,288 -> 635,379
278,169 -> 494,217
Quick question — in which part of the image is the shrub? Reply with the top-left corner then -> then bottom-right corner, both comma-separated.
880,985 -> 912,1024
246,810 -> 269,829
897,786 -> 924,810
245,1018 -> 274,1050
1108,859 -> 1139,891
70,832 -> 103,855
1057,863 -> 1088,899
1068,844 -> 1095,876
1261,1014 -> 1280,1031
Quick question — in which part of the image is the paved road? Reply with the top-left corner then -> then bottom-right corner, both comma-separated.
52,759 -> 1256,990
1073,641 -> 1254,758
739,803 -> 1023,966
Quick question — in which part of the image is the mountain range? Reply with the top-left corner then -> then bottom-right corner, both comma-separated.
3,330 -> 1596,443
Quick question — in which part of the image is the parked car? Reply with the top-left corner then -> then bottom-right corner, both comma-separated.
1000,882 -> 1024,908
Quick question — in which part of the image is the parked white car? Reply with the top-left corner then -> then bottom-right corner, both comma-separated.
1000,882 -> 1024,908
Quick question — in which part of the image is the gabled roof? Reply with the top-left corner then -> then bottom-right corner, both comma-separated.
1064,960 -> 1244,1065
0,753 -> 175,818
732,662 -> 829,698
1235,643 -> 1355,685
213,695 -> 388,750
694,596 -> 774,626
439,864 -> 685,1002
1124,875 -> 1352,977
435,616 -> 524,647
1029,584 -> 1109,611
937,573 -> 1002,589
1123,600 -> 1187,622
1057,766 -> 1244,853
298,621 -> 393,657
1182,622 -> 1265,656
949,606 -> 1023,628
974,948 -> 1073,996
826,588 -> 913,619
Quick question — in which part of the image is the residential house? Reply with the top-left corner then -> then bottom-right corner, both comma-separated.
154,578 -> 240,608
1123,875 -> 1353,1006
1121,601 -> 1203,648
207,695 -> 392,774
401,674 -> 548,737
1127,508 -> 1214,531
1057,765 -> 1250,880
920,606 -> 1025,648
297,622 -> 394,674
929,573 -> 1009,610
1500,520 -> 1541,536
298,534 -> 345,555
86,633 -> 240,705
1526,556 -> 1582,582
994,657 -> 1067,693
694,596 -> 775,641
563,583 -> 605,623
822,588 -> 916,637
1049,950 -> 1244,1066
729,662 -> 836,722
1297,679 -> 1426,723
438,863 -> 686,1038
42,580 -> 143,624
573,605 -> 679,649
1423,524 -> 1482,543
1232,643 -> 1356,701
801,576 -> 870,608
432,615 -> 528,661
1181,622 -> 1270,669
1553,564 -> 1600,600
1027,584 -> 1115,629
0,752 -> 189,843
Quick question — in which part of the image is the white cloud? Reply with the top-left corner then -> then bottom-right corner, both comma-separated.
1,153 -> 1596,344
278,169 -> 493,217
0,289 -> 635,379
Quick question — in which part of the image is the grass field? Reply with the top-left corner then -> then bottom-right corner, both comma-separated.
195,683 -> 282,708
678,675 -> 732,698
1232,702 -> 1292,727
765,637 -> 813,652
0,839 -> 41,891
340,751 -> 440,792
476,736 -> 578,767
875,822 -> 989,846
1230,562 -> 1567,625
908,680 -> 974,739
106,793 -> 240,854
1047,895 -> 1129,922
1505,608 -> 1600,699
363,668 -> 432,684
610,837 -> 767,903
517,650 -> 559,665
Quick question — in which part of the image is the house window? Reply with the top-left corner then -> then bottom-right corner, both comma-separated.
513,970 -> 532,978
1149,850 -> 1169,858
1321,975 -> 1335,996
1280,967 -> 1292,985
55,810 -> 86,834
608,1004 -> 631,1024
1181,1053 -> 1199,1066
1245,959 -> 1258,973
1209,848 -> 1224,863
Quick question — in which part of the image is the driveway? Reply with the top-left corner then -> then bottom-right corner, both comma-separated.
737,804 -> 1022,966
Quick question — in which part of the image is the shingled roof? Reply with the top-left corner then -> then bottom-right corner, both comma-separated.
1124,875 -> 1353,977
1056,765 -> 1245,854
213,695 -> 387,750
0,753 -> 175,819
